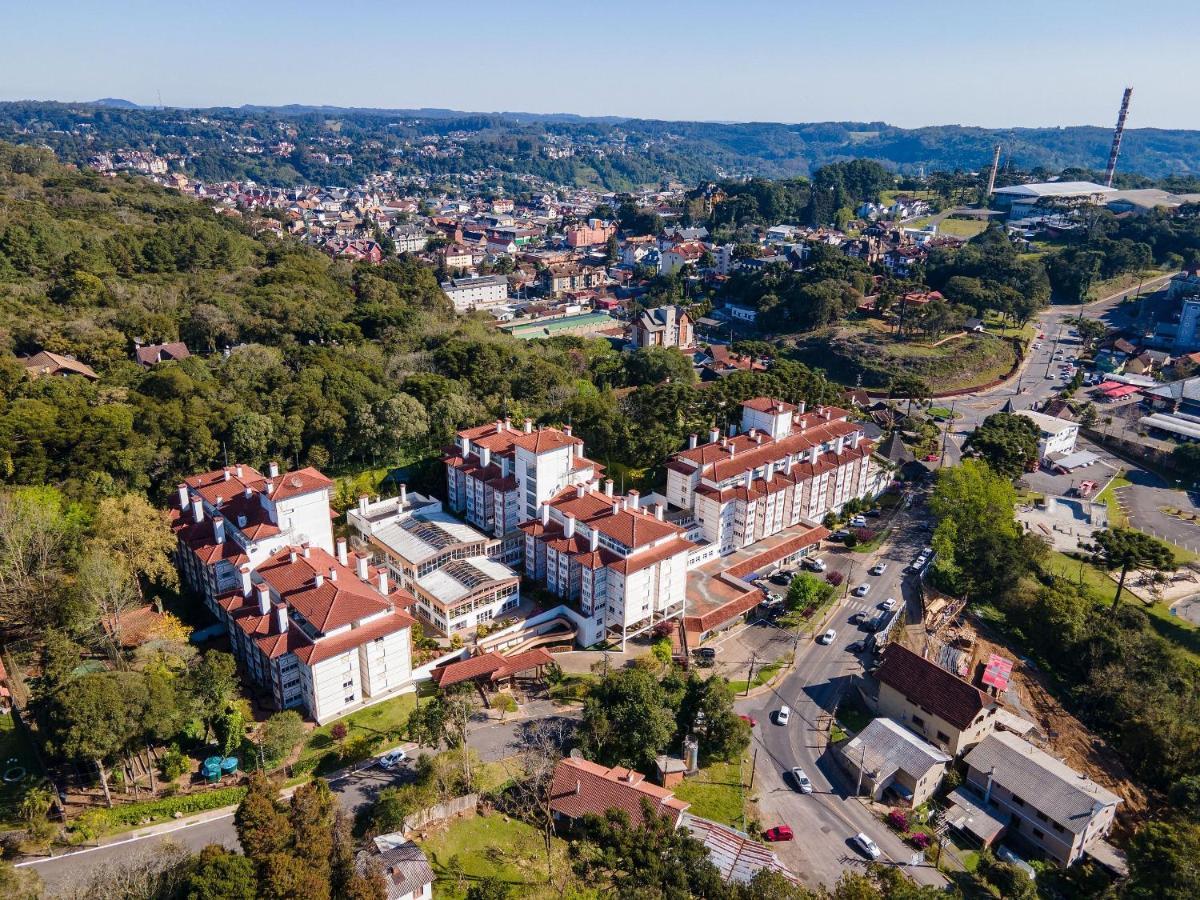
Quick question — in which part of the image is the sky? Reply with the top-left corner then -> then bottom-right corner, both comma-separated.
4,0 -> 1199,129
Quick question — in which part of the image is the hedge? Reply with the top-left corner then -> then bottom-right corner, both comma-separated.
68,785 -> 248,840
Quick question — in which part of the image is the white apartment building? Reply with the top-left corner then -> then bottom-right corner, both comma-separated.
172,464 -> 414,723
665,398 -> 876,555
1016,410 -> 1079,460
393,227 -> 430,254
519,482 -> 696,649
441,274 -> 509,311
348,490 -> 521,636
444,418 -> 600,563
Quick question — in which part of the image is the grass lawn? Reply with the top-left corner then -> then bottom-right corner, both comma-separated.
835,695 -> 874,735
673,757 -> 748,828
926,406 -> 959,421
417,811 -> 580,900
727,656 -> 789,694
1094,473 -> 1131,527
1142,601 -> 1200,663
548,673 -> 595,705
0,713 -> 41,827
1086,269 -> 1162,302
296,692 -> 417,771
936,217 -> 990,239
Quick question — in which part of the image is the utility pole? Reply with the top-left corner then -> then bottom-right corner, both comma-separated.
938,400 -> 956,467
747,748 -> 758,792
743,651 -> 758,696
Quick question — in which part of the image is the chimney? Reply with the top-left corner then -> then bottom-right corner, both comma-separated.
755,434 -> 763,445
191,495 -> 204,524
504,416 -> 512,432
524,418 -> 533,433
400,483 -> 408,506
268,461 -> 280,478
627,489 -> 640,510
563,424 -> 572,437
314,571 -> 324,589
329,566 -> 338,583
797,401 -> 806,415
765,466 -> 774,483
177,483 -> 189,510
604,479 -> 614,497
728,446 -> 736,459
655,504 -> 664,521
244,485 -> 253,499
612,501 -> 621,516
336,538 -> 348,566
564,514 -> 576,539
728,422 -> 737,437
850,431 -> 861,449
540,503 -> 550,526
212,515 -> 226,544
236,465 -> 243,478
378,569 -> 389,594
480,446 -> 491,468
590,529 -> 599,551
775,401 -> 784,413
256,583 -> 271,616
495,419 -> 504,434
745,470 -> 753,489
356,553 -> 370,581
824,408 -> 832,421
302,543 -> 311,559
708,426 -> 720,444
576,483 -> 587,499
274,601 -> 288,634
688,433 -> 698,450
461,436 -> 472,457
222,467 -> 231,482
748,428 -> 757,440
289,549 -> 298,563
240,565 -> 252,598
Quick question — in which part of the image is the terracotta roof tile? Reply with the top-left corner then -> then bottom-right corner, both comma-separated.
875,644 -> 992,731
549,757 -> 689,827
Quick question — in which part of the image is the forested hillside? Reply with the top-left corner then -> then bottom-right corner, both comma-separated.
0,141 -> 839,503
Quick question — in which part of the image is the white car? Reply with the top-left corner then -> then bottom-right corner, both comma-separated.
790,767 -> 814,794
819,629 -> 837,645
869,563 -> 888,576
853,832 -> 882,860
880,597 -> 897,612
849,515 -> 868,527
852,584 -> 870,597
805,557 -> 827,573
776,705 -> 791,726
378,749 -> 408,770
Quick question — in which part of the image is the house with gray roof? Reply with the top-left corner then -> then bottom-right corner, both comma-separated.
361,833 -> 434,900
837,717 -> 950,807
963,731 -> 1121,866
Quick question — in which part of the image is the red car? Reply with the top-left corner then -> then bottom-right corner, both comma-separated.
763,825 -> 794,842
738,714 -> 757,727
924,454 -> 939,462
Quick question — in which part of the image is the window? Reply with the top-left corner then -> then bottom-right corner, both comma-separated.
343,679 -> 354,688
1011,794 -> 1025,807
936,731 -> 950,743
1036,811 -> 1049,823
1032,828 -> 1045,840
1052,822 -> 1065,833
911,715 -> 925,728
344,695 -> 355,704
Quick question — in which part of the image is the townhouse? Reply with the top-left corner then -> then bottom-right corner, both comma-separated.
171,464 -> 415,722
518,482 -> 697,649
665,398 -> 876,556
443,418 -> 601,563
542,263 -> 606,297
629,305 -> 694,350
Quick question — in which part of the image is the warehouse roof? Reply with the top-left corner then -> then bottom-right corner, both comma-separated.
993,181 -> 1116,198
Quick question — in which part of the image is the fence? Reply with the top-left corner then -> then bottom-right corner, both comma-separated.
403,793 -> 479,834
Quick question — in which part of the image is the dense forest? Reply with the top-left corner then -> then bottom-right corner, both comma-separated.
0,141 -> 841,507
5,101 -> 1200,190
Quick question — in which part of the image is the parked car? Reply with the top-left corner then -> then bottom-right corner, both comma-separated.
849,515 -> 868,527
694,647 -> 717,660
819,629 -> 837,645
378,749 -> 408,770
790,767 -> 813,794
764,825 -> 794,842
852,584 -> 870,597
852,832 -> 882,860
738,714 -> 757,728
866,508 -> 882,518
804,557 -> 827,572
880,597 -> 897,612
869,563 -> 888,576
775,706 -> 791,726
847,640 -> 865,653
924,453 -> 940,462
770,571 -> 791,585
830,530 -> 850,542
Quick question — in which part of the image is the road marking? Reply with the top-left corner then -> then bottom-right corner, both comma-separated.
16,812 -> 238,867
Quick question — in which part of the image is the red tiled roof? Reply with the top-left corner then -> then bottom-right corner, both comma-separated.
612,537 -> 698,576
256,546 -> 397,633
295,610 -> 414,665
874,644 -> 992,731
549,757 -> 689,827
742,397 -> 796,413
508,427 -> 580,454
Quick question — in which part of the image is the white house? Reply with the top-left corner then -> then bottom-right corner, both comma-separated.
1016,410 -> 1079,460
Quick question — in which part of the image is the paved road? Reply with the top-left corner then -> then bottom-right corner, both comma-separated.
735,499 -> 945,890
22,711 -> 575,894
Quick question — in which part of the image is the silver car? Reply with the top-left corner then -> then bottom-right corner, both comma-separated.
790,767 -> 813,794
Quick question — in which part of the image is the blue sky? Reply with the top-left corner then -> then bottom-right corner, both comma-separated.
4,1 -> 1198,128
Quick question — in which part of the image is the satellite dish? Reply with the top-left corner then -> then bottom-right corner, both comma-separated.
569,748 -> 584,759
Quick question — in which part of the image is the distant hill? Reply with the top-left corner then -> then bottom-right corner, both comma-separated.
90,98 -> 141,109
3,100 -> 1199,184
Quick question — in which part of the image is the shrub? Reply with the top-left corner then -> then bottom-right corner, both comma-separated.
825,571 -> 845,587
66,786 -> 248,840
161,744 -> 189,782
909,831 -> 932,850
886,809 -> 909,831
853,527 -> 874,544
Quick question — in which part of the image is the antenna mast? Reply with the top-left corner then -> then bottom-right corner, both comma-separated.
1104,87 -> 1133,188
986,144 -> 1002,196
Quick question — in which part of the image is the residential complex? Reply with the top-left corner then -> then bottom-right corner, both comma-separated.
443,418 -> 601,563
171,464 -> 415,722
348,490 -> 521,637
440,274 -> 509,311
665,398 -> 877,556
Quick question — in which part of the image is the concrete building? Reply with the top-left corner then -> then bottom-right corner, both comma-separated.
349,492 -> 521,636
838,717 -> 951,808
565,219 -> 616,248
664,398 -> 876,557
991,181 -> 1117,220
444,418 -> 600,563
441,274 -> 508,311
1016,410 -> 1080,460
963,731 -> 1121,866
519,482 -> 697,649
870,644 -> 1000,756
